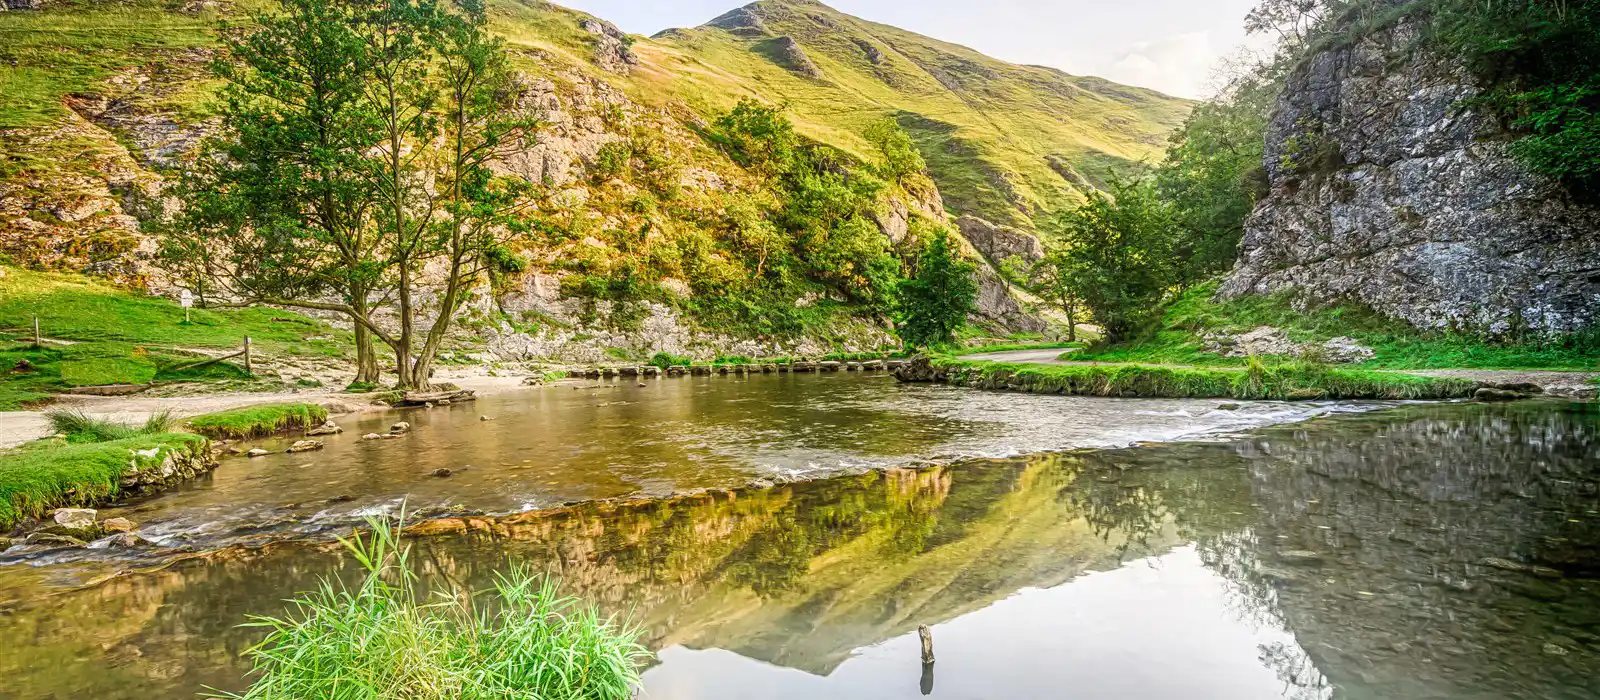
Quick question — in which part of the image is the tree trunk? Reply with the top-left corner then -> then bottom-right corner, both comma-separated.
353,323 -> 380,385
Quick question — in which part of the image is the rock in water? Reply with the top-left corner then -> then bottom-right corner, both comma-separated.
52,508 -> 97,531
102,532 -> 152,549
100,517 -> 136,533
361,433 -> 396,441
306,421 -> 343,436
286,440 -> 324,453
431,468 -> 453,478
1474,388 -> 1529,403
246,448 -> 272,457
25,532 -> 86,548
390,421 -> 411,435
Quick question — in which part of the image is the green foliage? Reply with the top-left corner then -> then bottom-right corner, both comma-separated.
928,356 -> 1478,401
864,116 -> 926,181
1154,67 -> 1278,285
0,433 -> 206,530
44,408 -> 175,444
1431,0 -> 1600,197
590,141 -> 632,182
230,514 -> 648,699
484,245 -> 528,275
186,403 -> 330,440
1045,177 -> 1177,343
894,230 -> 977,349
648,351 -> 692,368
1076,282 -> 1600,370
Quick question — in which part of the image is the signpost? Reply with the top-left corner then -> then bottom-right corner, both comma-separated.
180,289 -> 193,324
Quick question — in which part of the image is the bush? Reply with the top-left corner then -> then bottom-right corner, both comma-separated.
648,351 -> 691,368
1045,177 -> 1177,343
230,515 -> 648,700
895,230 -> 977,349
186,403 -> 329,439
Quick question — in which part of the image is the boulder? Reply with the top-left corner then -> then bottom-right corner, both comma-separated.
101,517 -> 136,533
246,448 -> 272,458
1474,387 -> 1530,403
390,421 -> 412,434
306,421 -> 343,436
287,440 -> 324,453
51,508 -> 97,531
102,532 -> 153,549
24,532 -> 86,548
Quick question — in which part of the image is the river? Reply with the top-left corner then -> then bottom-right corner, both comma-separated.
0,374 -> 1595,699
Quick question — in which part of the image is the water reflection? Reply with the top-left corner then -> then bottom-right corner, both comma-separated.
83,373 -> 1380,552
0,401 -> 1594,699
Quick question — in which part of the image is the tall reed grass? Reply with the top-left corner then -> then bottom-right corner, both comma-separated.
226,514 -> 648,700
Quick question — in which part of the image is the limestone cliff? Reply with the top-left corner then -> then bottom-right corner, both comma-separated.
1222,17 -> 1600,335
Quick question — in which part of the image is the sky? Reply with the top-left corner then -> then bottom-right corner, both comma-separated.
553,0 -> 1264,99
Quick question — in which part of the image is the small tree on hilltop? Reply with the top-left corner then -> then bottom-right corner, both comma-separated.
895,230 -> 977,349
1047,177 -> 1177,344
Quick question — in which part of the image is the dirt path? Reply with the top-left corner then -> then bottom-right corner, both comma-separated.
0,367 -> 560,450
957,349 -> 1599,396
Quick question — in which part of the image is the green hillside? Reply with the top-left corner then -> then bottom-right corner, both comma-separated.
637,0 -> 1191,228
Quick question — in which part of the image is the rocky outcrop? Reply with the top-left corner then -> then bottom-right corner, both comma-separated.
121,439 -> 218,494
759,36 -> 823,79
579,18 -> 638,74
956,215 -> 1044,267
1223,14 -> 1600,335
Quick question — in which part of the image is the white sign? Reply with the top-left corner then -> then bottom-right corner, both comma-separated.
180,290 -> 194,309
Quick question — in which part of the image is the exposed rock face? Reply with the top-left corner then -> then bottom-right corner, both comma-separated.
579,18 -> 637,74
761,36 -> 823,79
1223,16 -> 1600,335
1200,326 -> 1375,363
956,215 -> 1044,266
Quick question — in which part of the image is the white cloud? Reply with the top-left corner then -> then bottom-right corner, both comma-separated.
1095,31 -> 1219,99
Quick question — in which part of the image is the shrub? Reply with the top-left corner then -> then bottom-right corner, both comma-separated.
895,230 -> 977,349
649,351 -> 692,368
229,515 -> 648,700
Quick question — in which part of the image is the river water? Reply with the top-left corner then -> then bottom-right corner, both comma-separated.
0,375 -> 1596,699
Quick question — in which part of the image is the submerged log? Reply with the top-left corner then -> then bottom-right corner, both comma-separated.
396,389 -> 477,407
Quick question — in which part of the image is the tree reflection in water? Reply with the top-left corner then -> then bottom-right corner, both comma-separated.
0,402 -> 1593,700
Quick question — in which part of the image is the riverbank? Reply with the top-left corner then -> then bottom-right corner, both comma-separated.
897,355 -> 1481,400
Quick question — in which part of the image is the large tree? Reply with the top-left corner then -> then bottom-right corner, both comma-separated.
1046,178 -> 1177,343
167,0 -> 536,390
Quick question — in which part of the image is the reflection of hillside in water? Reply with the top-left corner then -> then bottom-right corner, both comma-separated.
1,402 -> 1592,699
0,446 -> 1259,697
1222,402 -> 1600,699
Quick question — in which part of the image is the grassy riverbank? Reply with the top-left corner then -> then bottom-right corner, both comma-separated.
1073,284 -> 1600,370
919,356 -> 1479,400
0,268 -> 349,409
186,403 -> 328,440
0,432 -> 205,530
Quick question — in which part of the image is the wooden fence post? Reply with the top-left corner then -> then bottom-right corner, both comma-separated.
244,336 -> 253,375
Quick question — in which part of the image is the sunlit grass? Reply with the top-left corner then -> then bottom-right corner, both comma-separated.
227,514 -> 649,700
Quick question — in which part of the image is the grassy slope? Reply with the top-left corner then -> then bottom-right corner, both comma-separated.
0,432 -> 205,530
633,0 -> 1190,228
0,0 -> 223,129
0,267 -> 347,409
1073,283 -> 1600,371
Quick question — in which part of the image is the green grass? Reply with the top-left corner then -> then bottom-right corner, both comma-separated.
44,407 -> 174,443
186,403 -> 328,440
0,0 -> 221,128
0,267 -> 347,355
1073,283 -> 1600,371
925,356 -> 1478,401
0,267 -> 348,407
0,432 -> 205,530
231,514 -> 648,699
